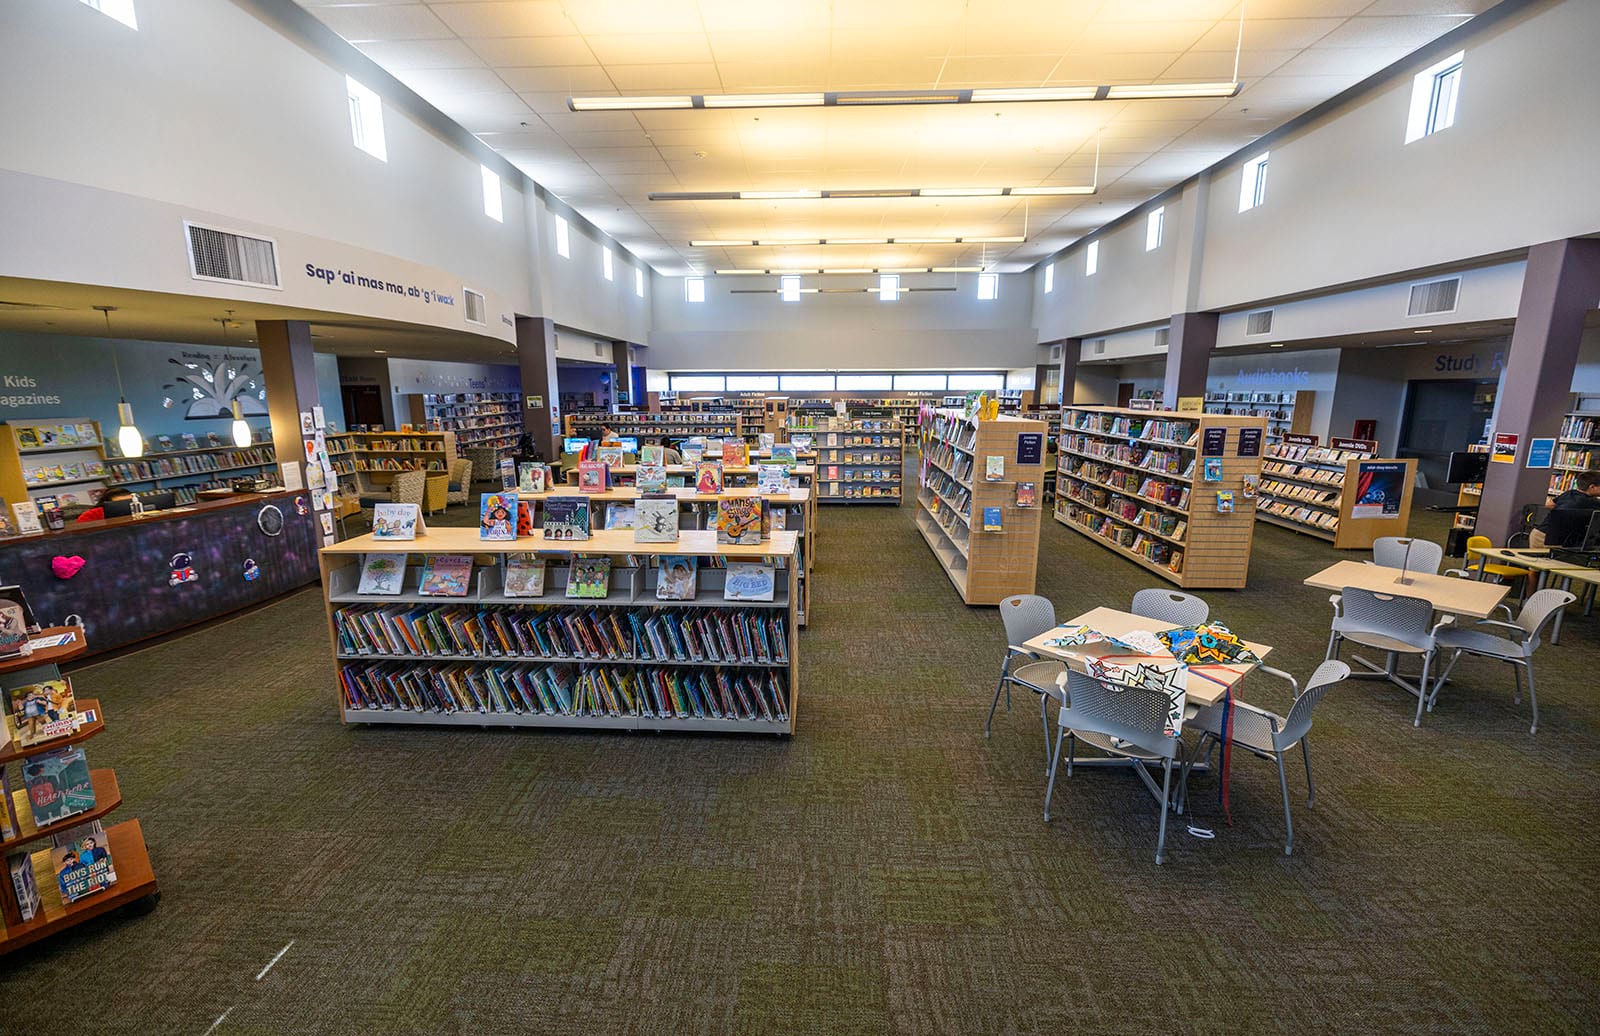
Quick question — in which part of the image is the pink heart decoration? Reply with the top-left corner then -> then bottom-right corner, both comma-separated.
52,555 -> 86,580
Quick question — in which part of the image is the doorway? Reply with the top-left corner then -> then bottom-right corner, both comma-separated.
1398,378 -> 1495,508
342,385 -> 385,429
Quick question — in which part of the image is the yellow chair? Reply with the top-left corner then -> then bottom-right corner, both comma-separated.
1463,535 -> 1535,589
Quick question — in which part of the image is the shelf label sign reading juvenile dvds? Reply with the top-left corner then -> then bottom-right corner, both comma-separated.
1351,461 -> 1407,519
1491,432 -> 1519,464
1016,433 -> 1043,465
1526,437 -> 1556,469
1284,433 -> 1320,447
1236,428 -> 1263,458
1201,427 -> 1227,456
1331,437 -> 1377,453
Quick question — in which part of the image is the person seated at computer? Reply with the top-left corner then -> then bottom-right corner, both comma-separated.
1532,470 -> 1600,547
74,488 -> 136,523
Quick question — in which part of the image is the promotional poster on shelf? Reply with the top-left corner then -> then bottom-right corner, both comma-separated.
1351,461 -> 1407,519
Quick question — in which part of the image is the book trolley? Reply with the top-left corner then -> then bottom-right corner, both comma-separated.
916,408 -> 1047,605
0,630 -> 159,954
812,416 -> 905,504
319,528 -> 802,735
1257,435 -> 1415,548
1054,405 -> 1266,589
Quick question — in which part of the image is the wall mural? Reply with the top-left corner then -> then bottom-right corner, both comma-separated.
161,356 -> 269,419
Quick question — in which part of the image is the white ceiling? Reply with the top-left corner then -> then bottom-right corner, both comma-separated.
294,0 -> 1496,275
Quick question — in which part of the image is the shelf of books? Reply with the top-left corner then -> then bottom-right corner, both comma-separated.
103,442 -> 278,505
915,408 -> 1047,605
0,628 -> 160,954
564,412 -> 741,441
812,417 -> 904,504
1256,436 -> 1412,547
1551,395 -> 1600,498
327,430 -> 456,496
415,392 -> 522,460
320,527 -> 800,735
0,419 -> 110,513
1203,390 -> 1314,444
1054,405 -> 1266,589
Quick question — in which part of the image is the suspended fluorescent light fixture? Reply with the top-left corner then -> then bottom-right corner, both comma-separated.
738,190 -> 821,200
1105,82 -> 1240,99
919,188 -> 1005,197
690,236 -> 1026,247
652,185 -> 1095,201
569,95 -> 692,110
572,83 -> 1237,112
702,93 -> 824,108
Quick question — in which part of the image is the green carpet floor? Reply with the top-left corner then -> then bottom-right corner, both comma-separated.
2,493 -> 1597,1033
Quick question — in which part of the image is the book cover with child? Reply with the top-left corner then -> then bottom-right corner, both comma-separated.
479,493 -> 519,540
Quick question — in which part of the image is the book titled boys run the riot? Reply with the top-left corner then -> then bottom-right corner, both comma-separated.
418,555 -> 474,597
695,461 -> 723,495
479,492 -> 519,540
565,556 -> 612,599
716,498 -> 762,545
542,497 -> 592,540
372,503 -> 424,540
656,555 -> 698,600
23,745 -> 95,827
357,553 -> 408,595
502,554 -> 547,597
577,461 -> 609,493
634,496 -> 679,543
51,820 -> 117,905
9,679 -> 79,748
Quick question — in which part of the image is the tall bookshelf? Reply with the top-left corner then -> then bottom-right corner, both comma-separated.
1203,390 -> 1314,444
916,409 -> 1047,605
1055,405 -> 1266,590
564,412 -> 739,441
318,528 -> 801,735
1552,393 -> 1600,498
327,430 -> 455,497
813,417 -> 904,504
415,393 -> 522,461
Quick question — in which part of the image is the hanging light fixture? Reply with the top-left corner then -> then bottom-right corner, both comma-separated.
217,312 -> 252,447
97,306 -> 143,459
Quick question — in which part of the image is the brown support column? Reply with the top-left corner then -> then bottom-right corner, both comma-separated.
611,341 -> 632,408
1059,338 -> 1081,405
1478,238 -> 1600,542
517,316 -> 561,462
256,319 -> 320,478
1163,313 -> 1216,406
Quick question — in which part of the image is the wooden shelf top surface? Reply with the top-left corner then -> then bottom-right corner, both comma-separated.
0,626 -> 87,674
322,527 -> 799,559
2,768 -> 122,853
0,817 -> 157,955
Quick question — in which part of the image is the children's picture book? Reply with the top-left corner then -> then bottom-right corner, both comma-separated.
717,497 -> 763,544
518,463 -> 548,494
9,679 -> 78,748
758,433 -> 775,452
635,463 -> 668,492
479,492 -> 519,540
157,435 -> 175,452
577,460 -> 609,493
656,556 -> 698,600
985,456 -> 1005,481
516,500 -> 535,538
502,554 -> 547,597
597,444 -> 625,467
8,848 -> 41,922
15,427 -> 39,450
983,506 -> 1003,532
11,502 -> 42,535
372,503 -> 424,540
696,461 -> 724,494
605,502 -> 637,530
565,556 -> 612,599
790,434 -> 813,452
1015,482 -> 1037,508
1216,490 -> 1236,514
418,554 -> 474,596
543,497 -> 592,540
722,440 -> 749,466
51,820 -> 117,905
682,441 -> 706,464
724,562 -> 776,602
1202,458 -> 1224,482
635,496 -> 679,543
639,444 -> 664,465
757,465 -> 788,494
1241,474 -> 1260,500
357,552 -> 408,595
181,433 -> 199,450
22,745 -> 95,827
771,444 -> 798,465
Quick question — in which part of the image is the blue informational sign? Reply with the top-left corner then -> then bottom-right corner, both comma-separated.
1526,437 -> 1556,469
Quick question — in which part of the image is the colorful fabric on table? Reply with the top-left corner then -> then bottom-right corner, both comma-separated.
1158,623 -> 1261,666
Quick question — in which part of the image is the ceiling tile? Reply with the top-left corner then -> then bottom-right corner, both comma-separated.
1047,53 -> 1179,82
313,4 -> 453,42
498,65 -> 615,92
464,35 -> 597,65
1315,15 -> 1474,49
390,67 -> 509,97
1159,48 -> 1299,79
1070,20 -> 1220,54
1193,18 -> 1345,51
933,55 -> 1068,85
705,31 -> 830,64
584,33 -> 715,65
431,1 -> 578,37
1272,44 -> 1416,77
354,38 -> 486,70
562,0 -> 705,36
715,61 -> 828,91
605,63 -> 723,93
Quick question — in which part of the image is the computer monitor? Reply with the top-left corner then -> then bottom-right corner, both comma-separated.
563,437 -> 590,453
617,436 -> 639,453
1444,451 -> 1489,484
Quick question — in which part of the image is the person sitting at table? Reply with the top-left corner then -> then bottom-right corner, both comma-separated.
75,488 -> 136,522
1532,470 -> 1600,547
645,436 -> 683,465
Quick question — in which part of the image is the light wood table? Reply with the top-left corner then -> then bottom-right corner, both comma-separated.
1303,560 -> 1508,619
1462,547 -> 1595,643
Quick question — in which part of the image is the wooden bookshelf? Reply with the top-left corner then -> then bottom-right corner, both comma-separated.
1203,389 -> 1314,444
1256,436 -> 1412,548
916,409 -> 1047,605
565,412 -> 739,440
327,430 -> 456,496
1551,394 -> 1600,499
810,417 -> 904,504
0,419 -> 108,511
412,392 -> 522,461
318,528 -> 801,735
1054,405 -> 1266,590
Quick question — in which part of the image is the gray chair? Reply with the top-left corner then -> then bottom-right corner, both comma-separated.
1181,660 -> 1349,856
1130,588 -> 1209,626
1327,586 -> 1451,727
1431,589 -> 1575,733
1045,668 -> 1184,864
986,594 -> 1065,769
1372,536 -> 1444,575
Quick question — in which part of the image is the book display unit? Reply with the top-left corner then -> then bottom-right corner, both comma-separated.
319,528 -> 801,735
1203,390 -> 1314,444
813,418 -> 904,504
103,443 -> 277,505
0,630 -> 159,954
416,393 -> 522,460
1054,405 -> 1266,590
564,412 -> 740,441
916,408 -> 1047,605
1551,394 -> 1600,498
327,431 -> 456,496
0,419 -> 108,512
1256,436 -> 1412,547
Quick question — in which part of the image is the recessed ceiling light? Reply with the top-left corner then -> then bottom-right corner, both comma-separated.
1413,329 -> 1434,334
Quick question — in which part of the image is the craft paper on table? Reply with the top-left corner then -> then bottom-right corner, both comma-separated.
723,562 -> 775,602
418,554 -> 473,596
1350,461 -> 1406,519
985,456 -> 1005,481
502,554 -> 546,597
565,556 -> 612,599
1202,458 -> 1223,482
542,497 -> 591,540
479,492 -> 519,540
357,553 -> 408,595
656,556 -> 698,600
372,503 -> 424,540
635,496 -> 679,543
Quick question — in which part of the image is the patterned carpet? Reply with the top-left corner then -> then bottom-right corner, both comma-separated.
2,491 -> 1597,1034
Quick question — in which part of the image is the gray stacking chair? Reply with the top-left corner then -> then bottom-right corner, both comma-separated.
986,594 -> 1066,769
1431,589 -> 1575,733
1045,669 -> 1183,865
1130,588 -> 1209,626
1181,660 -> 1349,856
1371,536 -> 1444,575
1327,586 -> 1452,726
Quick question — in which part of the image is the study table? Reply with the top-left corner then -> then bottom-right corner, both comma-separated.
1465,547 -> 1596,644
1302,560 -> 1509,620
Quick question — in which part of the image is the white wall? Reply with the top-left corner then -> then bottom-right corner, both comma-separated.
527,200 -> 652,346
649,272 -> 1036,370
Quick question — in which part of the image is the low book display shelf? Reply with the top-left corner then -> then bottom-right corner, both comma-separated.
319,528 -> 801,736
1257,436 -> 1414,548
